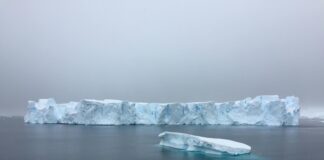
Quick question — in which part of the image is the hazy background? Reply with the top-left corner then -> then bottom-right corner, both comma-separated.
0,0 -> 323,116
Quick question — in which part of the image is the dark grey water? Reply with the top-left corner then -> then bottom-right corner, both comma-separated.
0,117 -> 324,160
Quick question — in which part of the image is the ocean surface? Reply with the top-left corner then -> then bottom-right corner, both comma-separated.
0,117 -> 324,160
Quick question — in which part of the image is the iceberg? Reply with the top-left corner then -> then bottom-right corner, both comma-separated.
158,131 -> 251,155
24,95 -> 300,126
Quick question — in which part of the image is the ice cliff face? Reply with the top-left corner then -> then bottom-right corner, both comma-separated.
159,131 -> 251,155
24,95 -> 300,126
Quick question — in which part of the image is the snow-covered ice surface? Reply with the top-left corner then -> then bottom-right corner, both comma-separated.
24,95 -> 300,126
158,131 -> 251,155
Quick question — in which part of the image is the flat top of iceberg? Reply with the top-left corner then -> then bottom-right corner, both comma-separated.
199,137 -> 251,151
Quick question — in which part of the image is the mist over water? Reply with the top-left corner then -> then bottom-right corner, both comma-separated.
0,0 -> 324,115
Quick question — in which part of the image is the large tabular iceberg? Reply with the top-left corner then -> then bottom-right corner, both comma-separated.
24,95 -> 300,126
159,131 -> 251,155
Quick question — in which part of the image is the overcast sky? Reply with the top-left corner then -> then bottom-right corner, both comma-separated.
0,0 -> 324,116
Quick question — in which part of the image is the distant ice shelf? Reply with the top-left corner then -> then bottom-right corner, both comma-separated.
24,95 -> 300,126
159,131 -> 251,155
300,108 -> 324,120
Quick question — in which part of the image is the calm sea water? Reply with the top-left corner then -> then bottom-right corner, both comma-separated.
0,117 -> 324,160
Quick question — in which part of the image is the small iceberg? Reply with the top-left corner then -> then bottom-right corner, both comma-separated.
158,131 -> 251,155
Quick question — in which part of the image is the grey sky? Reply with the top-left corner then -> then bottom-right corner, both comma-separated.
0,0 -> 324,116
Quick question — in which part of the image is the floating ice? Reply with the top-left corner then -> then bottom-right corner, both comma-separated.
159,131 -> 251,155
24,95 -> 300,126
